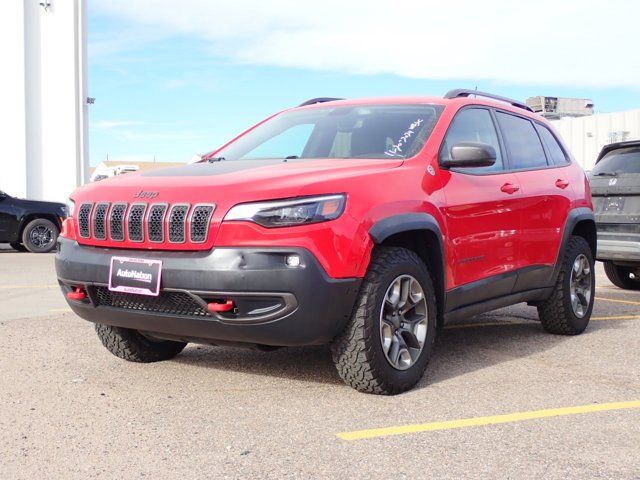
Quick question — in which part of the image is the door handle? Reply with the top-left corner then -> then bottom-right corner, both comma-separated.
500,183 -> 520,194
555,179 -> 570,189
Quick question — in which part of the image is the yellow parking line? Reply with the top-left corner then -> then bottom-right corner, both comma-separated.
0,284 -> 58,290
592,315 -> 640,321
595,296 -> 640,306
336,400 -> 640,441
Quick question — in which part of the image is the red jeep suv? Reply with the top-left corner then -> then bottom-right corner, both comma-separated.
56,90 -> 596,394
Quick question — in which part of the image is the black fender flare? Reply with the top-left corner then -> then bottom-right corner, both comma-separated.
369,213 -> 446,326
369,213 -> 443,245
550,207 -> 596,284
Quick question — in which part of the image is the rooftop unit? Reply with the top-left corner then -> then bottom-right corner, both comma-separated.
526,96 -> 594,119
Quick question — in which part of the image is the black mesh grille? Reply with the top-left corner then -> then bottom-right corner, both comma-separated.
190,205 -> 214,243
94,287 -> 209,317
147,204 -> 167,242
93,203 -> 110,240
78,201 -> 213,246
109,204 -> 127,241
78,203 -> 92,238
128,204 -> 146,242
168,205 -> 189,243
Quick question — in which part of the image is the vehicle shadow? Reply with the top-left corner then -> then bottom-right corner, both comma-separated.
172,312 -> 624,390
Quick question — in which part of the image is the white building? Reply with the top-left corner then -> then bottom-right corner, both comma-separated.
551,109 -> 640,170
0,0 -> 88,203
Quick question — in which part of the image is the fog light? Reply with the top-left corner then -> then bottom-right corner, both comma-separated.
285,254 -> 301,267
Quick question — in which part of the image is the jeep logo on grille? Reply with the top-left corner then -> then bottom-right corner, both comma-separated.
133,190 -> 159,199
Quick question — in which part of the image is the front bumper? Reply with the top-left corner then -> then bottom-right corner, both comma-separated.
55,238 -> 361,346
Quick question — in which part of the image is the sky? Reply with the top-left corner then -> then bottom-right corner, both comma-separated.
88,0 -> 640,166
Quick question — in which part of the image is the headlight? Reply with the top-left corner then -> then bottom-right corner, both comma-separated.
225,194 -> 346,228
66,199 -> 75,217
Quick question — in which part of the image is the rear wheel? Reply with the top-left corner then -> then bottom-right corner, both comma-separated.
537,236 -> 595,335
603,261 -> 640,290
22,218 -> 58,253
331,247 -> 437,395
9,241 -> 27,252
95,323 -> 187,362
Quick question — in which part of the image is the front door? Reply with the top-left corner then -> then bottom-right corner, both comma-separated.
439,107 -> 522,306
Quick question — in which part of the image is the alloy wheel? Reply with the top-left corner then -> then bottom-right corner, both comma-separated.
379,274 -> 429,370
569,253 -> 592,318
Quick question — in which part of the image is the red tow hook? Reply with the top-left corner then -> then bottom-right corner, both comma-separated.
66,287 -> 87,301
207,300 -> 235,313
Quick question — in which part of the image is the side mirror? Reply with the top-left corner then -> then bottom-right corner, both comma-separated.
441,142 -> 497,168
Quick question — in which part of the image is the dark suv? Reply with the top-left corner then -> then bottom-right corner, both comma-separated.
589,141 -> 640,289
55,90 -> 597,394
0,191 -> 66,253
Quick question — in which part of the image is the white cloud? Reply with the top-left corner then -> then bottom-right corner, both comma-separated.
93,0 -> 640,87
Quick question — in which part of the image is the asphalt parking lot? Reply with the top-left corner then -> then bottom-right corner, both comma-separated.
1,246 -> 639,479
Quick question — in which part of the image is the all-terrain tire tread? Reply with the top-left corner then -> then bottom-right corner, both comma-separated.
95,323 -> 186,362
537,236 -> 593,335
331,247 -> 436,395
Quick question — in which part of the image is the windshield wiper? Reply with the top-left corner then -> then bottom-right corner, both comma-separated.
207,156 -> 226,163
283,155 -> 299,161
593,171 -> 618,177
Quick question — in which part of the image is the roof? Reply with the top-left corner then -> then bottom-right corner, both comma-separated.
294,94 -> 541,120
597,140 -> 640,162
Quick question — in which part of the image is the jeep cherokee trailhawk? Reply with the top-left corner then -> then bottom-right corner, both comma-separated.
56,90 -> 596,394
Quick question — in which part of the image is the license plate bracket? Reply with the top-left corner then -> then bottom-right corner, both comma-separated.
108,256 -> 162,296
604,196 -> 625,212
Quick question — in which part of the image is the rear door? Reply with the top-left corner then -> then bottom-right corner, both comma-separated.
495,112 -> 571,286
439,107 -> 522,297
590,146 -> 640,239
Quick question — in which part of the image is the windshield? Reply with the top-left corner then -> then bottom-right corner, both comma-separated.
592,147 -> 640,175
212,104 -> 444,161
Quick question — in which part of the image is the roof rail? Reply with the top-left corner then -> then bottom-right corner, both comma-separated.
444,89 -> 533,112
298,97 -> 343,107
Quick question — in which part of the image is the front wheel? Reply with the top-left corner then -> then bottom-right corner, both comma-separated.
537,236 -> 595,335
22,218 -> 58,253
331,247 -> 437,395
603,261 -> 640,290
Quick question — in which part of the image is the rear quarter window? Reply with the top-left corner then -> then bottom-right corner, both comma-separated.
536,124 -> 570,165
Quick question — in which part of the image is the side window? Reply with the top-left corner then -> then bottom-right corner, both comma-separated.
439,108 -> 504,172
496,112 -> 548,169
536,124 -> 569,165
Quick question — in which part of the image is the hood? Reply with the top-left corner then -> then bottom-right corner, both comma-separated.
12,196 -> 66,213
72,158 -> 404,206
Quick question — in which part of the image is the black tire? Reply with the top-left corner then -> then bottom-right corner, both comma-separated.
95,323 -> 187,362
9,241 -> 27,252
331,247 -> 437,395
537,236 -> 595,335
22,218 -> 58,253
603,261 -> 640,290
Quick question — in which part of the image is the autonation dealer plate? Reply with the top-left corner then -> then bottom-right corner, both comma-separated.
108,256 -> 162,296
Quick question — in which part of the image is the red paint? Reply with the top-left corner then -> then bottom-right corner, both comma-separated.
207,300 -> 235,313
66,287 -> 86,301
61,95 -> 591,290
